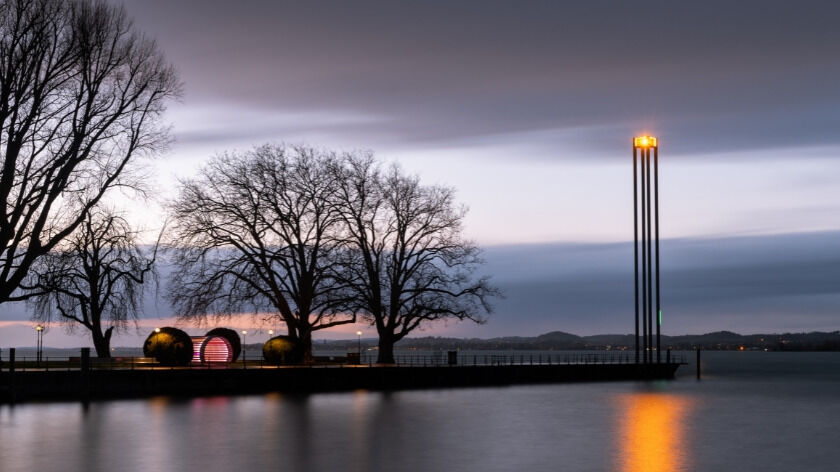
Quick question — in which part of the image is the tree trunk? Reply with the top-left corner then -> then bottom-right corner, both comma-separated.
298,327 -> 314,364
92,326 -> 113,358
377,333 -> 396,364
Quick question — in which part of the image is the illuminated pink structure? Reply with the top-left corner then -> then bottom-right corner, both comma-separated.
190,335 -> 235,363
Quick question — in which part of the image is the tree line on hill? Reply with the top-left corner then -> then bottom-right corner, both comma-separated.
313,331 -> 840,352
0,0 -> 495,363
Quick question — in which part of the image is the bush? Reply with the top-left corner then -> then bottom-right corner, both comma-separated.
205,327 -> 242,361
143,327 -> 193,366
263,336 -> 302,365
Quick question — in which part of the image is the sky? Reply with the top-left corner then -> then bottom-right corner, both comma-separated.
2,0 -> 839,348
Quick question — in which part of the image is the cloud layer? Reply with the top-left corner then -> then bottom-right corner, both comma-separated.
123,0 -> 840,156
2,231 -> 837,347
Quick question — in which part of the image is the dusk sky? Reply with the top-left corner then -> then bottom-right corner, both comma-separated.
2,0 -> 839,347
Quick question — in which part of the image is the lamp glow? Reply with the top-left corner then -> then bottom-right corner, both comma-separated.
154,327 -> 160,333
634,136 -> 658,148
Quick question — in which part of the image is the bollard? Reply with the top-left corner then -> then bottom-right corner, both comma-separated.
696,349 -> 701,380
81,347 -> 91,401
8,348 -> 15,402
447,351 -> 457,366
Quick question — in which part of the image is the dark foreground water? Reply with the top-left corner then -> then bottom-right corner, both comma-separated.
1,351 -> 839,472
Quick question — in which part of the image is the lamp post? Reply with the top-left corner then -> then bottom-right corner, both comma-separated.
356,330 -> 362,361
35,325 -> 44,366
633,136 -> 662,363
241,330 -> 247,366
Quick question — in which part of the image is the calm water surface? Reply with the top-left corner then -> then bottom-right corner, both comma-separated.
1,351 -> 839,472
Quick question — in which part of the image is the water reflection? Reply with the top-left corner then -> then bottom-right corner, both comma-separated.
617,392 -> 692,472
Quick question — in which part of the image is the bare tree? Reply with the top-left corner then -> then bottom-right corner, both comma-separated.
23,208 -> 159,357
0,0 -> 180,304
334,155 -> 498,364
167,145 -> 355,361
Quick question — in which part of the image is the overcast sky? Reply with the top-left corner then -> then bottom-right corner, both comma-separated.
2,0 -> 839,347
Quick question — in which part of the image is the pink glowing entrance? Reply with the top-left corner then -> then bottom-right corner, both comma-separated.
190,335 -> 234,363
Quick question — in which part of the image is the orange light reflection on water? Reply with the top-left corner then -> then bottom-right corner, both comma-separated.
617,393 -> 692,472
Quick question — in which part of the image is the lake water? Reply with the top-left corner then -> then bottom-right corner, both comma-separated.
1,351 -> 838,472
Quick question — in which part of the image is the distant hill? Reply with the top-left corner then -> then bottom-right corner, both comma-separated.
306,330 -> 840,352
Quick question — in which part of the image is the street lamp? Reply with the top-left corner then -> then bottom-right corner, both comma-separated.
35,325 -> 44,366
356,330 -> 362,359
241,330 -> 247,366
154,327 -> 161,333
632,135 -> 662,364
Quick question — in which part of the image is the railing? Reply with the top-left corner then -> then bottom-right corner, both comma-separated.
0,351 -> 687,371
386,352 -> 687,367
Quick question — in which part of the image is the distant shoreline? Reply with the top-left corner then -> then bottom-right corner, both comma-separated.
9,330 -> 840,354
306,330 -> 840,352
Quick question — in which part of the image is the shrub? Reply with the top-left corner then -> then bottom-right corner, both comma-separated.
143,327 -> 193,366
263,336 -> 302,365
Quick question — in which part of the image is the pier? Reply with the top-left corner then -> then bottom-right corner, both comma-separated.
0,350 -> 683,403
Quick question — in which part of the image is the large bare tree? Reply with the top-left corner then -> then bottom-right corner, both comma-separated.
334,155 -> 497,363
167,145 -> 355,361
0,0 -> 179,304
24,208 -> 159,357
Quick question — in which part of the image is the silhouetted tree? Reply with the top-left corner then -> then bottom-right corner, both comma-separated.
334,155 -> 497,363
167,145 -> 355,361
0,0 -> 180,304
23,209 -> 159,357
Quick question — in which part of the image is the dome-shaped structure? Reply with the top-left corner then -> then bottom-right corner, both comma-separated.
263,335 -> 302,365
205,327 -> 242,361
143,327 -> 193,366
190,335 -> 235,363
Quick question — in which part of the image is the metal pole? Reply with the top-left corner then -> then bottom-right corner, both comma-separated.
640,147 -> 648,363
654,145 -> 661,363
696,349 -> 701,379
633,143 -> 640,364
646,147 -> 653,361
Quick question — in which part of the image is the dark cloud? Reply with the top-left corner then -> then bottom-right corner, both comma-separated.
479,231 -> 840,336
120,0 -> 840,156
2,231 -> 837,336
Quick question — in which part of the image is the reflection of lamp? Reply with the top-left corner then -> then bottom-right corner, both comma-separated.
618,393 -> 690,472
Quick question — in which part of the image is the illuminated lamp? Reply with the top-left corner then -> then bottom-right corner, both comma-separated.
633,136 -> 657,148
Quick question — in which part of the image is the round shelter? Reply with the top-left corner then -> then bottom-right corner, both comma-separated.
190,334 -> 235,363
